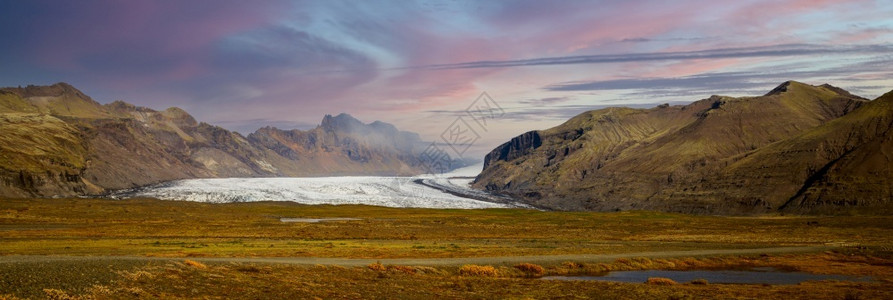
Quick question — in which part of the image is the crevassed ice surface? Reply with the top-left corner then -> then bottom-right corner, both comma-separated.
130,164 -> 511,209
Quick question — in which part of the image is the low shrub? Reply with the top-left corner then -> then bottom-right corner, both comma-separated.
459,265 -> 499,277
652,258 -> 675,269
183,259 -> 208,269
514,263 -> 545,276
367,262 -> 386,272
690,279 -> 709,285
42,289 -> 73,300
679,257 -> 703,267
646,277 -> 678,285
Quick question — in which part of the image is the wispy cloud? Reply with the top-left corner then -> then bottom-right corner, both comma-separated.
517,96 -> 574,105
401,44 -> 893,71
426,102 -> 688,124
544,55 -> 893,96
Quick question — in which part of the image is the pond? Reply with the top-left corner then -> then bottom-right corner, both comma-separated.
542,268 -> 874,285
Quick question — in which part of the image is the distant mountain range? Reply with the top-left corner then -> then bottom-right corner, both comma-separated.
474,81 -> 892,215
0,83 -> 449,198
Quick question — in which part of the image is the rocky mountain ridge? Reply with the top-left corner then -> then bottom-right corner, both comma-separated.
474,81 -> 891,214
0,83 -> 434,198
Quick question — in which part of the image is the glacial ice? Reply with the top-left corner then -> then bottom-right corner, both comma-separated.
125,164 -> 518,209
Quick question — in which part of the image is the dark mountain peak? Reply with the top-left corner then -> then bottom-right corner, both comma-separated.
764,81 -> 797,96
318,113 -> 422,145
320,113 -> 365,132
323,113 -> 358,121
322,112 -> 357,122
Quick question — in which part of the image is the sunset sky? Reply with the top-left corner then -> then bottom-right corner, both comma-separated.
1,0 -> 891,157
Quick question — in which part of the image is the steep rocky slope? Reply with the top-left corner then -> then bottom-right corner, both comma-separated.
475,81 -> 890,214
0,83 -> 432,197
719,89 -> 893,214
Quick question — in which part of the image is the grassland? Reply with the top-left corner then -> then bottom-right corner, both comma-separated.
0,198 -> 891,298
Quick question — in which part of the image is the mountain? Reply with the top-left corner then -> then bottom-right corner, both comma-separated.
718,88 -> 893,214
0,83 -> 435,198
474,81 -> 892,214
246,113 -> 426,176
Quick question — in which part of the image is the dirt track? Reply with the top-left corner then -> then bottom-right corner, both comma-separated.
0,246 -> 830,267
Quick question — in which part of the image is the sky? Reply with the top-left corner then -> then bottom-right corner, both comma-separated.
1,0 -> 892,158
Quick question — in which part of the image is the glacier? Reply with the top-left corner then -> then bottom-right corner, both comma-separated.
118,164 -> 525,209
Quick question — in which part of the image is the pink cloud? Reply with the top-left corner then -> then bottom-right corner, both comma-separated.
703,0 -> 874,44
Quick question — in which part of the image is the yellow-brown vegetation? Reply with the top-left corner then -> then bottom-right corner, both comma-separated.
10,254 -> 889,299
367,262 -> 386,272
515,263 -> 545,277
1,198 -> 890,259
646,277 -> 678,285
459,265 -> 499,277
0,198 -> 891,299
183,260 -> 207,269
